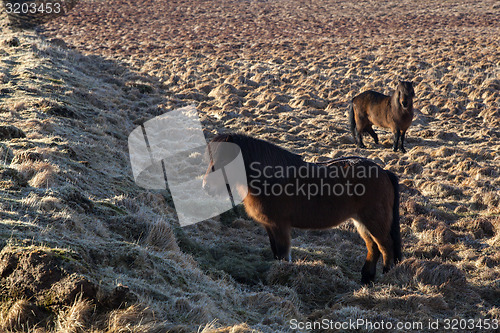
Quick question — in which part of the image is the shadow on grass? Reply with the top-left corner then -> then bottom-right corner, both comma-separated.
176,225 -> 273,285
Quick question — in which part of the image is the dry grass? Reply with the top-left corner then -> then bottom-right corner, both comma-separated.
55,295 -> 93,333
104,305 -> 171,333
13,161 -> 59,188
0,299 -> 44,332
145,217 -> 180,252
0,1 -> 499,332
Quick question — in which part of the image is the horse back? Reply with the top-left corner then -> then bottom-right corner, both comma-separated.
244,159 -> 394,231
352,91 -> 393,129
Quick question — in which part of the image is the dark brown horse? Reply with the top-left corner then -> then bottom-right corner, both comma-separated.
203,134 -> 401,284
349,81 -> 415,153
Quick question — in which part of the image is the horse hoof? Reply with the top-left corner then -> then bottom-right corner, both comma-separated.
361,272 -> 376,285
361,277 -> 375,285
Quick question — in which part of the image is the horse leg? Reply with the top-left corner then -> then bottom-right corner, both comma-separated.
355,223 -> 381,284
358,206 -> 395,275
399,130 -> 407,153
350,122 -> 358,145
392,129 -> 401,152
265,226 -> 278,259
353,112 -> 367,148
356,128 -> 366,148
269,225 -> 291,262
370,233 -> 394,274
366,127 -> 379,144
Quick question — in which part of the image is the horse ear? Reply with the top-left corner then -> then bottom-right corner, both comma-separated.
407,81 -> 415,96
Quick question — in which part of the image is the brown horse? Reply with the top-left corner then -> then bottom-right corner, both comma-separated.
349,81 -> 415,153
203,134 -> 401,284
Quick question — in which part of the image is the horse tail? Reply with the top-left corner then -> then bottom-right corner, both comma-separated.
387,171 -> 402,263
348,102 -> 356,139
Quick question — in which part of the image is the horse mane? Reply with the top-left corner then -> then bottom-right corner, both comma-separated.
211,133 -> 305,170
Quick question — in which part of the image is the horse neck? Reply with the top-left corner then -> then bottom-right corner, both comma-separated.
390,92 -> 399,113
